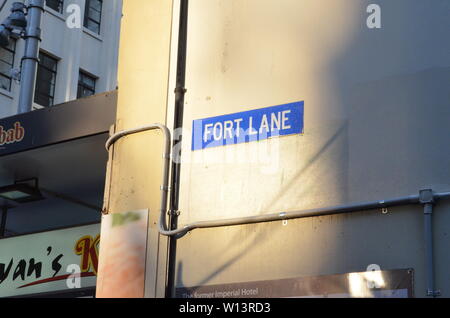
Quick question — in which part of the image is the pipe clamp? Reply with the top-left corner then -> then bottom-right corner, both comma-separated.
419,189 -> 434,205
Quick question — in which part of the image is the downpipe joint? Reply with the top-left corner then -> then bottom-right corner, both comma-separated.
420,189 -> 441,297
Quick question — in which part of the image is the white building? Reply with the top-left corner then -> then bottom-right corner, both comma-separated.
0,0 -> 122,118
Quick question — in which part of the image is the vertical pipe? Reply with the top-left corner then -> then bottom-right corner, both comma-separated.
17,0 -> 44,114
424,203 -> 438,297
166,0 -> 189,298
0,206 -> 7,238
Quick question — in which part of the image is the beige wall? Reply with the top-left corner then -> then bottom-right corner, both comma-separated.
173,0 -> 450,297
100,0 -> 174,298
101,0 -> 450,297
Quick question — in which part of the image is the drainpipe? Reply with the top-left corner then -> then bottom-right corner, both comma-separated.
166,0 -> 189,298
17,0 -> 44,114
420,189 -> 440,297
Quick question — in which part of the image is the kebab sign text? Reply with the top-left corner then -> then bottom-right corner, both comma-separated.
0,224 -> 100,297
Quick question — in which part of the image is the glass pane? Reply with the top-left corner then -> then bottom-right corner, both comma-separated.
35,93 -> 52,107
0,49 -> 13,65
77,84 -> 95,99
86,20 -> 100,34
84,0 -> 102,34
37,80 -> 51,95
0,60 -> 11,75
88,7 -> 101,22
7,41 -> 15,51
35,53 -> 57,106
37,68 -> 53,84
91,0 -> 102,12
39,53 -> 57,71
46,0 -> 64,13
83,75 -> 95,88
0,75 -> 11,91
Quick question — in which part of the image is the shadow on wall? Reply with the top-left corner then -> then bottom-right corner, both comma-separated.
331,0 -> 450,200
174,0 -> 450,293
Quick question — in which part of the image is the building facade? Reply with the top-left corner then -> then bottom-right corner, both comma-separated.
0,0 -> 122,117
0,0 -> 121,298
1,0 -> 449,299
99,0 -> 450,299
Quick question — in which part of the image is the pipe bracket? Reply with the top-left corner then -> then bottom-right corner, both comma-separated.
174,87 -> 187,94
168,210 -> 181,217
419,189 -> 434,205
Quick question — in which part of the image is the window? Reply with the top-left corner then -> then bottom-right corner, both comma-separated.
84,0 -> 103,34
77,70 -> 97,98
46,0 -> 64,13
0,39 -> 16,92
34,52 -> 58,107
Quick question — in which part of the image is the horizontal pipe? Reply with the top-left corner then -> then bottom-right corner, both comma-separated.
104,127 -> 450,238
106,124 -> 171,153
435,192 -> 450,200
160,191 -> 450,237
106,127 -> 450,298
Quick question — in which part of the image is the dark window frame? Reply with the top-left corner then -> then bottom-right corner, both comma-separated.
77,70 -> 97,99
83,0 -> 103,35
45,0 -> 65,14
0,39 -> 16,92
34,51 -> 59,107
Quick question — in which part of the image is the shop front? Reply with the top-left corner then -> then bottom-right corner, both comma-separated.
0,91 -> 117,298
0,223 -> 100,298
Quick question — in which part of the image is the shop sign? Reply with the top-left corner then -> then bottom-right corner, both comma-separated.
0,224 -> 100,297
0,122 -> 25,147
176,268 -> 414,298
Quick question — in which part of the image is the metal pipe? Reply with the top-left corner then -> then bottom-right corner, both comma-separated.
105,130 -> 450,298
423,203 -> 437,297
158,191 -> 450,237
435,192 -> 450,200
419,189 -> 440,297
159,194 -> 416,236
166,0 -> 189,298
17,0 -> 44,114
107,132 -> 450,242
105,124 -> 172,240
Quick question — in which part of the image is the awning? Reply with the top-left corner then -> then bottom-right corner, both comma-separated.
0,91 -> 117,235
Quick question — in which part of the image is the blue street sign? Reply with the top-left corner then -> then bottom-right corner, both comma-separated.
192,101 -> 304,151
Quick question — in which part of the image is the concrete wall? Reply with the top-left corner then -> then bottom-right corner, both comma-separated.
0,0 -> 122,118
170,0 -> 450,297
101,0 -> 174,298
